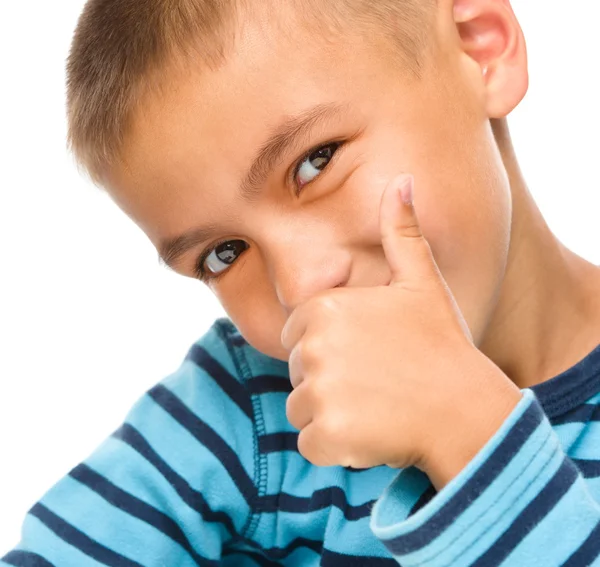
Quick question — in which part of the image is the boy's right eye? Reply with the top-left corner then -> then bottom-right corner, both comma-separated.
195,239 -> 249,282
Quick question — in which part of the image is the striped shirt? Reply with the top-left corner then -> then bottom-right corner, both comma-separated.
2,316 -> 600,566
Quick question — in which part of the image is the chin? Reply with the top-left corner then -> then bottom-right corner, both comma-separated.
249,336 -> 289,361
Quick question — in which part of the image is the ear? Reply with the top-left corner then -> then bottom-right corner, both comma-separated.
453,0 -> 529,118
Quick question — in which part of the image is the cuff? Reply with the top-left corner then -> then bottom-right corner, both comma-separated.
370,389 -> 567,566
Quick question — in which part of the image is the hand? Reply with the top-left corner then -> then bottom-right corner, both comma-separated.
281,174 -> 523,489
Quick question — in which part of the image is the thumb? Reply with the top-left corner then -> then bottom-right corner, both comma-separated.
379,174 -> 441,286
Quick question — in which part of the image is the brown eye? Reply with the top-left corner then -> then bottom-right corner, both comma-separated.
202,240 -> 249,278
294,142 -> 341,190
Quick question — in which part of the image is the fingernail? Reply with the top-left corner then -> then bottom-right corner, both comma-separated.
398,175 -> 414,205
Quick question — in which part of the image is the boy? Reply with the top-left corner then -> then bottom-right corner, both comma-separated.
3,0 -> 600,565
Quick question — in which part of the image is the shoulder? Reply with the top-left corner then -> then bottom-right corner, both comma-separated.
162,316 -> 289,402
0,318 -> 285,562
124,317 -> 281,440
87,318 -> 283,530
121,318 -> 290,455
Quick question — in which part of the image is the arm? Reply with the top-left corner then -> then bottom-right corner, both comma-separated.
1,321 -> 257,566
369,389 -> 600,567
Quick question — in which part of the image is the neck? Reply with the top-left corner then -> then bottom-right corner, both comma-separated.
477,118 -> 600,389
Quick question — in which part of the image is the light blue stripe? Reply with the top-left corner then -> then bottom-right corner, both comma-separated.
3,514 -> 107,567
558,423 -> 600,459
256,393 -> 297,434
82,436 -> 237,546
502,475 -> 600,566
162,358 -> 254,430
189,322 -> 241,378
123,397 -> 254,512
39,475 -> 206,565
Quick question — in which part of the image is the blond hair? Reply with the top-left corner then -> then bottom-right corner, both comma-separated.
66,0 -> 435,185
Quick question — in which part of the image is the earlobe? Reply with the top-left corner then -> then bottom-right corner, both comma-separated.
453,0 -> 529,118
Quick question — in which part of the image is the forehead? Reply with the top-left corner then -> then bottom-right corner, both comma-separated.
127,17 -> 393,148
105,12 -> 410,239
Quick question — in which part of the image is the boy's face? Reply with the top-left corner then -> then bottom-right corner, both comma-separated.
105,5 -> 513,361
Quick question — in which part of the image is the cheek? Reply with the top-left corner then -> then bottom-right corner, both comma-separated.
412,165 -> 512,343
212,266 -> 291,361
338,164 -> 402,245
413,132 -> 512,275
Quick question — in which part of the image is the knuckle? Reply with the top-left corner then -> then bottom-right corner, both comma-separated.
297,429 -> 315,462
285,393 -> 301,429
306,373 -> 327,405
280,320 -> 293,350
313,293 -> 340,316
300,335 -> 323,362
299,426 -> 333,467
319,410 -> 347,446
288,346 -> 302,376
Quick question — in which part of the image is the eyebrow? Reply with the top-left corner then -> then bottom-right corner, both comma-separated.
158,102 -> 347,269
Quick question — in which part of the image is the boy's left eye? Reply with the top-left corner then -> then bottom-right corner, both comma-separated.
293,142 -> 341,193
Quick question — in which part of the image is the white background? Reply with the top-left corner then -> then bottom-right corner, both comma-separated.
1,0 -> 599,555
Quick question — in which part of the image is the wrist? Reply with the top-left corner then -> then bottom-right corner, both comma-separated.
417,372 -> 523,491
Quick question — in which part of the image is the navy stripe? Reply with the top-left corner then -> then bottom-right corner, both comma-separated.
248,537 -> 322,561
1,550 -> 56,567
222,549 -> 283,566
185,344 -> 254,420
228,334 -> 248,348
385,398 -> 543,555
259,487 -> 376,521
321,548 -> 398,565
408,484 -> 437,517
28,503 -> 144,567
259,433 -> 299,453
214,318 -> 249,347
551,403 -> 600,425
530,343 -> 600,418
471,457 -> 578,567
113,426 -> 337,558
69,463 -> 212,566
239,532 -> 329,559
248,375 -> 293,395
572,458 -> 600,478
227,542 -> 398,566
258,435 -> 391,462
561,518 -> 600,567
21,479 -> 383,565
111,424 -> 240,537
148,384 -> 257,503
143,388 -> 376,519
343,465 -> 377,473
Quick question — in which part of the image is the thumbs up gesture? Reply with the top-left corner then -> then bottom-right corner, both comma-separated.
281,174 -> 523,490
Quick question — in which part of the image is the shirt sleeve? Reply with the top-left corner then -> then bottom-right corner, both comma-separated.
1,324 -> 258,566
369,388 -> 600,567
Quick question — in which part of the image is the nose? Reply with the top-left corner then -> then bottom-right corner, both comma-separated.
269,234 -> 351,314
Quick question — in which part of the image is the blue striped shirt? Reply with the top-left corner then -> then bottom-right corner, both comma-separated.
2,317 -> 600,566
